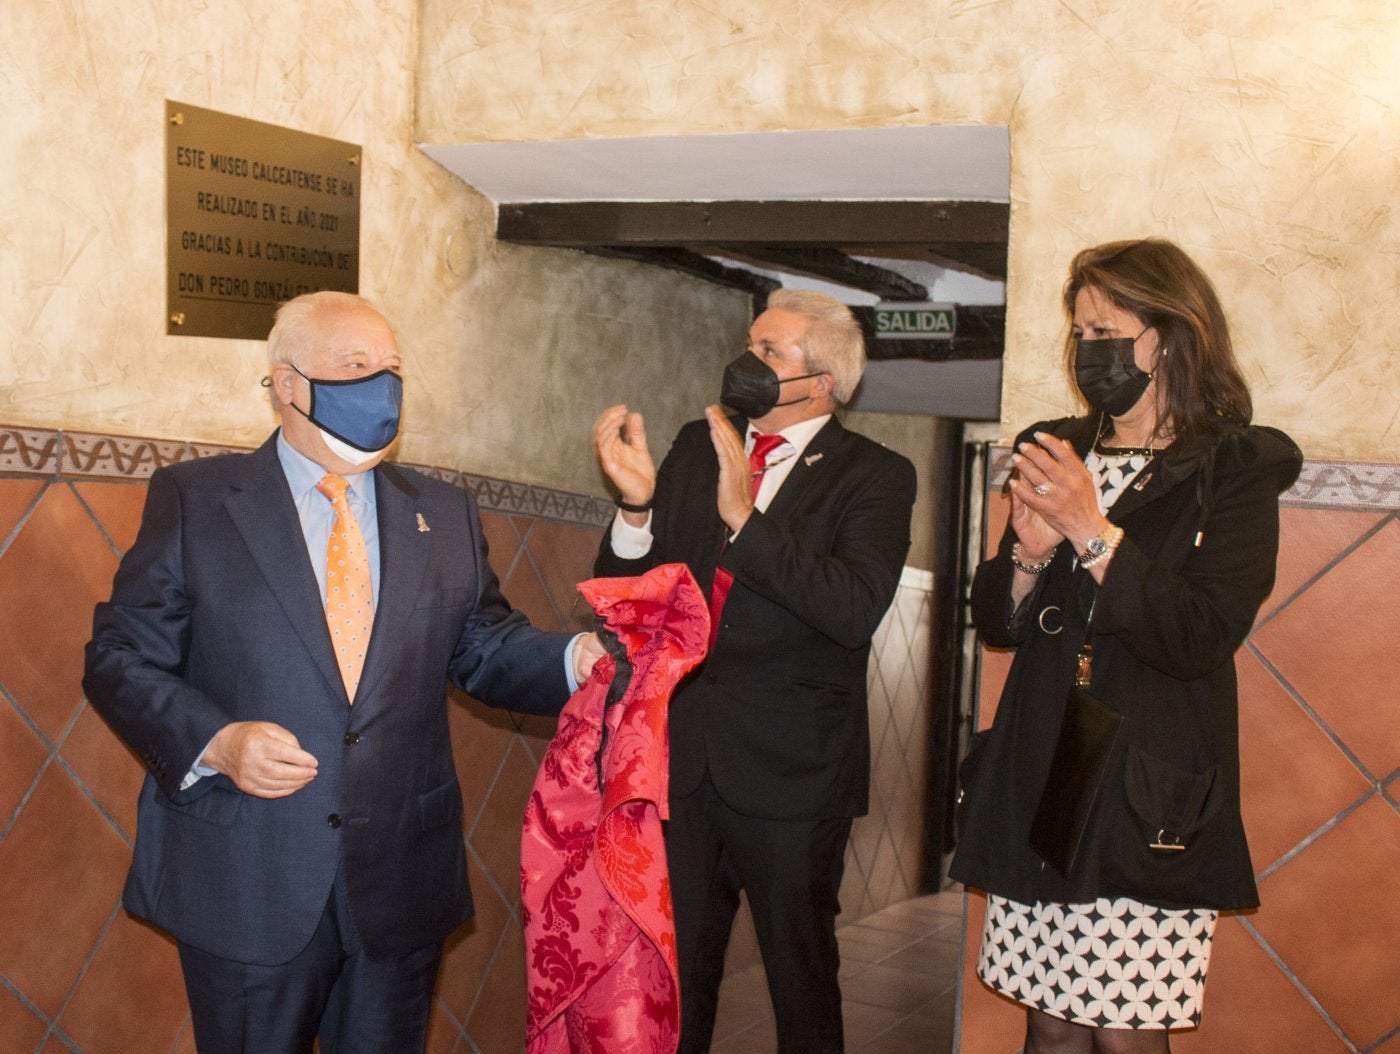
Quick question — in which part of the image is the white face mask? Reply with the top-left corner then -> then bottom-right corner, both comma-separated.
320,428 -> 387,467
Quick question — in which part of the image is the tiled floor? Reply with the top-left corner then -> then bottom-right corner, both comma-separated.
710,890 -> 963,1054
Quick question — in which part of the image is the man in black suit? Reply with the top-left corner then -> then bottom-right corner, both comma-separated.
84,291 -> 602,1053
592,289 -> 916,1053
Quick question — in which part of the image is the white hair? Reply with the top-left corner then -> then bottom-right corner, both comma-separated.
766,289 -> 866,404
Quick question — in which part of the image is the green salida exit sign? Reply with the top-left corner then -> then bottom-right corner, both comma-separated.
873,302 -> 956,339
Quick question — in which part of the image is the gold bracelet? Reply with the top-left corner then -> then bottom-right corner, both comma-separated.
1011,543 -> 1054,574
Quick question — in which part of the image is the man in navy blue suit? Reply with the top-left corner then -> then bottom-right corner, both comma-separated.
84,291 -> 602,1053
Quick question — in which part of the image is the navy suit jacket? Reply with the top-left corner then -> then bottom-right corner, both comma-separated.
83,433 -> 571,965
595,415 -> 916,820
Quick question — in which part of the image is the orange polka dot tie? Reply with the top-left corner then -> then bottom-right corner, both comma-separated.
316,474 -> 373,702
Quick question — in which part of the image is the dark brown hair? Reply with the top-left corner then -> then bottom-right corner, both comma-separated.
1062,239 -> 1252,447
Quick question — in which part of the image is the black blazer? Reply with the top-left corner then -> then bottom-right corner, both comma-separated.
595,415 -> 916,820
950,416 -> 1302,910
83,433 -> 572,965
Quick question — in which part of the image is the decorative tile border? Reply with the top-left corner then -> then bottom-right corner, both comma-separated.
985,446 -> 1400,512
0,426 -> 64,474
1283,460 -> 1400,511
0,425 -> 614,529
13,424 -> 1391,521
402,462 -> 614,529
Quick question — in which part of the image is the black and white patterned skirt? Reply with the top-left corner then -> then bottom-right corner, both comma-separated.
978,893 -> 1218,1030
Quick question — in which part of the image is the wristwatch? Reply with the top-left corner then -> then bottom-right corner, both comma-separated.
1079,525 -> 1125,568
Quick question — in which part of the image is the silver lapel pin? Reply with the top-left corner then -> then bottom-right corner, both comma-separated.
804,452 -> 824,467
415,513 -> 431,533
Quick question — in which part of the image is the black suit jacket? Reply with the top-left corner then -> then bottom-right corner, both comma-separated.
595,416 -> 916,820
83,433 -> 572,965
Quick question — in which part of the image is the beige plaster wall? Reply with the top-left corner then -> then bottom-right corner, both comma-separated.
0,0 -> 745,494
417,0 -> 1400,463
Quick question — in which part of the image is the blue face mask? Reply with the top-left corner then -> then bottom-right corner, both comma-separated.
292,365 -> 403,454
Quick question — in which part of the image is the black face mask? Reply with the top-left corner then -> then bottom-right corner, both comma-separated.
1074,332 -> 1154,416
719,352 -> 822,420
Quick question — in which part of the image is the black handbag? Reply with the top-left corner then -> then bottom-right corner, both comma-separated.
1027,598 -> 1126,878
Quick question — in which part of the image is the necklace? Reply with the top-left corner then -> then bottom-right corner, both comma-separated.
1092,415 -> 1162,459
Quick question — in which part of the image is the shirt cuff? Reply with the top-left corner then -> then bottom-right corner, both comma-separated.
609,509 -> 654,559
565,633 -> 585,695
179,739 -> 219,790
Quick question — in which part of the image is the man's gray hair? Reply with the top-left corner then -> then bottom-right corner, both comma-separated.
265,290 -> 382,367
767,289 -> 866,404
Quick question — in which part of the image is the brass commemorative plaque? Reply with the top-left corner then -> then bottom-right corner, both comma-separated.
166,101 -> 361,339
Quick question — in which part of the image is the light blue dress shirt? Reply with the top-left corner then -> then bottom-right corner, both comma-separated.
277,432 -> 382,605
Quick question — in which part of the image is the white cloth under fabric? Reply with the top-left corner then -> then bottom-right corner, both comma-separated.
977,446 -> 1217,1032
979,894 -> 1217,1029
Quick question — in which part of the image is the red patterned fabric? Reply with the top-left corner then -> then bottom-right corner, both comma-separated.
523,563 -> 710,1053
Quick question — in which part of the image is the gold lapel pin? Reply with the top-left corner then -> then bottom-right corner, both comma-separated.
416,513 -> 430,533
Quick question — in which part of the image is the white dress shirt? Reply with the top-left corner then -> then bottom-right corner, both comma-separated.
609,414 -> 831,558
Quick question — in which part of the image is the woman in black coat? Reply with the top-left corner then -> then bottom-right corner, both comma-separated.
950,239 -> 1302,1053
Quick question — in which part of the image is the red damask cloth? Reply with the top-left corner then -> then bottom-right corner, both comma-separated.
523,563 -> 710,1054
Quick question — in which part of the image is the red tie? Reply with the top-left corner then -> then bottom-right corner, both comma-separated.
709,433 -> 787,646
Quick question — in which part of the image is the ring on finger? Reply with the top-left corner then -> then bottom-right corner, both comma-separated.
1034,482 -> 1053,496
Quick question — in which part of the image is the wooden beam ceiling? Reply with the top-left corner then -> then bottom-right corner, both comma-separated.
494,199 -> 1008,360
716,246 -> 928,301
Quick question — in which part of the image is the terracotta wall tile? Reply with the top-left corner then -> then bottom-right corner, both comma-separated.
0,768 -> 130,1016
447,691 -> 519,836
495,545 -> 561,631
57,704 -> 145,841
1369,1030 -> 1400,1054
1173,917 -> 1348,1053
168,1025 -> 198,1054
1253,795 -> 1400,1048
0,700 -> 50,830
956,891 -> 1026,1054
523,518 -> 604,631
57,911 -> 188,1053
1263,506 -> 1387,621
478,511 -> 523,583
71,481 -> 149,555
976,646 -> 1013,731
983,488 -> 1011,561
514,715 -> 555,767
1236,651 -> 1372,873
0,478 -> 45,544
466,921 -> 530,1054
0,984 -> 47,1054
1253,519 -> 1400,779
469,737 -> 543,903
424,1000 -> 465,1054
436,887 -> 511,1026
0,485 -> 119,742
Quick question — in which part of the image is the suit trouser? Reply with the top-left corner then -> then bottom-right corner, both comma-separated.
667,774 -> 853,1054
177,867 -> 442,1054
